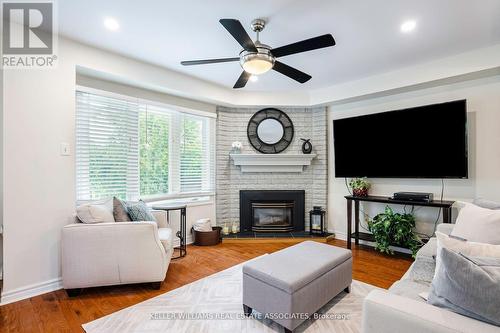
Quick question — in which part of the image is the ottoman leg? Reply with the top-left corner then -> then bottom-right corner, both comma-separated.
243,304 -> 253,317
284,328 -> 293,333
344,284 -> 351,293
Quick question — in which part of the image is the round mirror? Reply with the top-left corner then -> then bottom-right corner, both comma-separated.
257,119 -> 284,144
247,108 -> 294,154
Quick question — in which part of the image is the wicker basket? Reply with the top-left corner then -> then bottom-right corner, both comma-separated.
192,226 -> 222,246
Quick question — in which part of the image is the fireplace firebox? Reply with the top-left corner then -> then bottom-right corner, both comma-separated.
240,190 -> 305,233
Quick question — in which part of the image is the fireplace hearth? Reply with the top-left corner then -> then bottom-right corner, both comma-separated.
240,190 -> 305,233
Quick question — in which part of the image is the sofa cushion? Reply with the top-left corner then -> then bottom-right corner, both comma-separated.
451,202 -> 500,244
428,247 -> 500,326
405,238 -> 436,283
158,227 -> 173,252
388,279 -> 430,302
242,241 -> 351,293
76,200 -> 114,224
113,197 -> 131,222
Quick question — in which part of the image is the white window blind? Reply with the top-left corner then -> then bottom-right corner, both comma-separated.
140,106 -> 170,197
180,114 -> 215,193
76,91 -> 139,200
76,89 -> 215,201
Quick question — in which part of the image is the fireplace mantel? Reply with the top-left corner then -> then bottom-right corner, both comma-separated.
230,153 -> 316,173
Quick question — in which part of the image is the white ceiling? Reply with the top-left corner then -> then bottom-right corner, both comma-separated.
59,0 -> 500,92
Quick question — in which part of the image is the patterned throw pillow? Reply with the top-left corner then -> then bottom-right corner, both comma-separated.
126,200 -> 156,222
113,197 -> 132,222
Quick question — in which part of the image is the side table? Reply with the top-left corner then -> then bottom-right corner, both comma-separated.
152,204 -> 187,259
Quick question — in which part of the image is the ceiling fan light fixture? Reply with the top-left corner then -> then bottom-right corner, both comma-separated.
181,18 -> 336,88
241,53 -> 274,75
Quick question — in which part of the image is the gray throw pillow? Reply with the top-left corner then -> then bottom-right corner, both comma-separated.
428,247 -> 500,326
126,200 -> 156,222
113,197 -> 131,222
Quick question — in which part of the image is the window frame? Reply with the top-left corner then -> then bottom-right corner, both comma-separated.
75,86 -> 216,202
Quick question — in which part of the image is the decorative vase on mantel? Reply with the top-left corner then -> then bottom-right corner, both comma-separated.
301,138 -> 313,154
230,141 -> 242,154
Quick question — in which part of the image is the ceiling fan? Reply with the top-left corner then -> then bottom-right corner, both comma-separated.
181,18 -> 336,89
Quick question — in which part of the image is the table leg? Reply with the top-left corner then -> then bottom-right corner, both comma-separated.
181,207 -> 186,257
443,207 -> 452,223
354,200 -> 360,245
347,199 -> 352,249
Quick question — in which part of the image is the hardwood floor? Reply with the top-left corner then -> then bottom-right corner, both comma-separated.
0,239 -> 412,333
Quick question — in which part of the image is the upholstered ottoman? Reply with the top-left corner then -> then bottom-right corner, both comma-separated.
242,241 -> 352,333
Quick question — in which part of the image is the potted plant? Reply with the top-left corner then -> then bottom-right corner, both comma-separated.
349,177 -> 370,197
367,206 -> 423,258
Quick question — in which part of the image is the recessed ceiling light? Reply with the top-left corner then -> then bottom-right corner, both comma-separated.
400,20 -> 416,33
249,75 -> 258,82
104,17 -> 120,31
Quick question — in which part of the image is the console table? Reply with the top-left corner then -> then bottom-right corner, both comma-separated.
345,195 -> 455,250
152,204 -> 187,259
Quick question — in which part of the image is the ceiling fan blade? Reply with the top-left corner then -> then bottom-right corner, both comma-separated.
273,61 -> 311,83
271,34 -> 335,58
181,57 -> 240,66
219,19 -> 258,52
233,71 -> 251,89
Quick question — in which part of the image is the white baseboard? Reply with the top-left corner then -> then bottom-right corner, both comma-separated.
330,229 -> 411,255
1,237 -> 196,305
332,230 -> 347,241
173,235 -> 193,248
1,277 -> 63,305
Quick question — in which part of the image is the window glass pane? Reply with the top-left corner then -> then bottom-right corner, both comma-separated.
139,108 -> 170,196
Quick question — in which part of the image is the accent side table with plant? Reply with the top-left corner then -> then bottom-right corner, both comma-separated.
349,177 -> 371,197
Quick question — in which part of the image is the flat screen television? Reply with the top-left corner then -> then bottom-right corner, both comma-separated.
333,100 -> 468,179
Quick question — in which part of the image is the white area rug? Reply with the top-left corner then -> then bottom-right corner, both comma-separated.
83,260 -> 379,333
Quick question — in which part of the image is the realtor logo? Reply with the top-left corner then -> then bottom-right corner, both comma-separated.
2,1 -> 57,68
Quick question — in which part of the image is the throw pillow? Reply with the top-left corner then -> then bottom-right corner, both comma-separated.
193,218 -> 212,232
113,197 -> 131,222
473,198 -> 500,210
126,200 -> 156,222
435,231 -> 500,279
451,201 -> 500,244
428,247 -> 500,326
76,202 -> 115,224
436,232 -> 500,258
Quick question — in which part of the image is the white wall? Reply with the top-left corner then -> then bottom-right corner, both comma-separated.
327,75 -> 500,239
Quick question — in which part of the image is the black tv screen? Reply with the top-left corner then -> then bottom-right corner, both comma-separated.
333,100 -> 468,178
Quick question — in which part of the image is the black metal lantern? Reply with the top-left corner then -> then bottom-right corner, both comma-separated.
309,206 -> 325,236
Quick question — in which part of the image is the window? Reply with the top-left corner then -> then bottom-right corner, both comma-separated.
76,90 -> 215,201
140,107 -> 170,197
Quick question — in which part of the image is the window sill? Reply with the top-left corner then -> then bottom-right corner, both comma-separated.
147,196 -> 214,208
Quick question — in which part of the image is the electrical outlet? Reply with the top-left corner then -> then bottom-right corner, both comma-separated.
60,142 -> 70,156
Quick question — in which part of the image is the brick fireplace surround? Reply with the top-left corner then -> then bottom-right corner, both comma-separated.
216,106 -> 328,231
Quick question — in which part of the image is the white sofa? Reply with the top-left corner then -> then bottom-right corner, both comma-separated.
362,223 -> 499,333
62,210 -> 173,295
